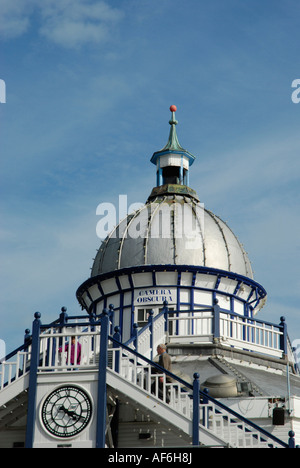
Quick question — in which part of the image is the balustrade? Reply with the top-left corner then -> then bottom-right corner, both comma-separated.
107,337 -> 289,448
0,306 -> 296,449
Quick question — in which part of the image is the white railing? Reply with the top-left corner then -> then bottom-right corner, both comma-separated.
219,313 -> 283,358
38,324 -> 101,371
167,309 -> 287,360
0,347 -> 31,391
0,305 -> 291,396
126,312 -> 167,360
0,310 -> 291,448
0,344 -> 31,391
108,342 -> 287,448
152,312 -> 167,351
168,310 -> 213,344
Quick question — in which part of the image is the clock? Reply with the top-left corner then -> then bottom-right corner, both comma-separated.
41,385 -> 93,438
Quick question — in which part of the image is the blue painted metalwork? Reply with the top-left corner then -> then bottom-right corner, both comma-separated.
96,309 -> 109,448
215,276 -> 221,290
157,166 -> 163,186
279,316 -> 288,356
77,265 -> 267,324
179,156 -> 184,184
213,299 -> 221,340
233,280 -> 242,296
25,312 -> 41,448
113,326 -> 121,373
133,323 -> 139,354
124,300 -> 290,362
288,430 -> 296,448
24,329 -> 31,347
59,306 -> 68,326
201,388 -> 209,427
163,300 -> 169,333
148,310 -> 154,360
192,373 -> 200,446
108,303 -> 115,334
1,306 -> 297,448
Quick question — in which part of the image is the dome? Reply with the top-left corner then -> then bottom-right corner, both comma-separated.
91,106 -> 253,281
91,192 -> 253,279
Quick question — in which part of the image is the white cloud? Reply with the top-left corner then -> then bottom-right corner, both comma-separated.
39,0 -> 124,48
0,0 -> 124,47
0,0 -> 33,38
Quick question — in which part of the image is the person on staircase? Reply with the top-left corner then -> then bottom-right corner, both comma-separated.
151,344 -> 172,403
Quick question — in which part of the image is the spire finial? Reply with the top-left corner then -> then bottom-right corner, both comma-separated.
169,105 -> 178,125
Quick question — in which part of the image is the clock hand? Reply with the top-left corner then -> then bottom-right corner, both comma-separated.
64,408 -> 83,421
58,405 -> 78,420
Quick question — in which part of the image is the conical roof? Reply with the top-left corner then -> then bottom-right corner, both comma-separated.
150,105 -> 196,166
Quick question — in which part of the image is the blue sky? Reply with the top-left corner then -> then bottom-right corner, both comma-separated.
0,0 -> 299,352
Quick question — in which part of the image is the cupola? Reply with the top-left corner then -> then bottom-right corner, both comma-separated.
150,105 -> 196,187
148,105 -> 198,202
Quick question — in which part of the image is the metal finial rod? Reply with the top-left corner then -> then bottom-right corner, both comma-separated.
169,105 -> 178,125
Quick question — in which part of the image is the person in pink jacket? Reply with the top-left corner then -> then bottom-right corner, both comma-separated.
59,336 -> 82,366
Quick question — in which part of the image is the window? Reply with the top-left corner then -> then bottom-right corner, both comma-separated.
137,308 -> 150,327
137,307 -> 175,328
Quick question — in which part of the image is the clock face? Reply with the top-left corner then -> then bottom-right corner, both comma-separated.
41,385 -> 92,438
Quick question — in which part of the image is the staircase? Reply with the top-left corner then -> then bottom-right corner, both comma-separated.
106,336 -> 288,448
0,309 -> 293,448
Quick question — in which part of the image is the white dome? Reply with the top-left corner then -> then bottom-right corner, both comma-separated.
91,193 -> 253,279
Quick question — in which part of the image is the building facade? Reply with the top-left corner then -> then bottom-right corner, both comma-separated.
0,106 -> 299,448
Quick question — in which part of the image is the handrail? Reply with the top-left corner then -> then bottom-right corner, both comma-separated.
0,309 -> 293,448
0,342 -> 29,365
0,313 -> 101,365
124,308 -> 166,350
1,303 -> 293,372
123,304 -> 292,365
108,335 -> 289,448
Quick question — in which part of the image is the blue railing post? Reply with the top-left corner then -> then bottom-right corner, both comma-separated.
192,372 -> 200,446
113,326 -> 121,373
279,316 -> 287,357
113,326 -> 121,342
163,300 -> 169,333
109,304 -> 115,334
59,306 -> 68,348
23,329 -> 31,375
213,299 -> 220,341
288,430 -> 296,448
96,308 -> 109,448
24,329 -> 31,348
148,310 -> 154,360
201,387 -> 209,428
89,311 -> 97,354
133,323 -> 139,354
59,306 -> 68,325
25,312 -> 41,448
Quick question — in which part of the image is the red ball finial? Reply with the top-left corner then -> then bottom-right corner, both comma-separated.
170,105 -> 177,112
